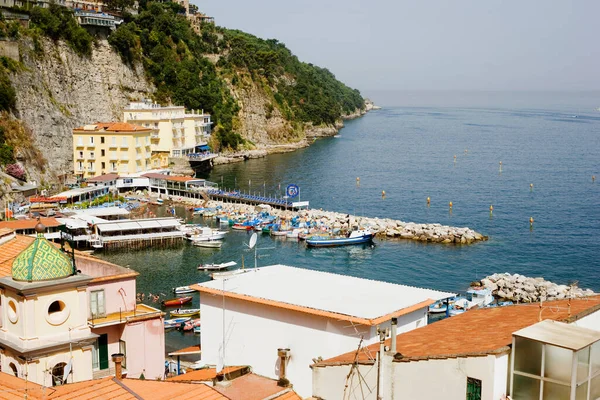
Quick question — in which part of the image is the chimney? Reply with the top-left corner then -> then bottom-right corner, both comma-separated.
390,317 -> 398,353
112,353 -> 125,380
277,348 -> 291,387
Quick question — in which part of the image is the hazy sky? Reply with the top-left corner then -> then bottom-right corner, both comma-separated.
196,0 -> 599,94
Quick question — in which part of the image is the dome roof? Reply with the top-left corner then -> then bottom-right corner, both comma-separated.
12,230 -> 73,282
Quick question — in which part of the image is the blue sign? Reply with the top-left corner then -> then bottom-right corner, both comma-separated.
286,184 -> 299,198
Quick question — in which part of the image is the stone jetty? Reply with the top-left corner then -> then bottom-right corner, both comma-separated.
188,199 -> 488,245
476,273 -> 595,303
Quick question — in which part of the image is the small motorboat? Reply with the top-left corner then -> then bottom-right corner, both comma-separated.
270,230 -> 291,237
198,261 -> 237,271
193,240 -> 223,249
170,308 -> 201,317
193,325 -> 201,334
182,318 -> 201,331
306,230 -> 374,247
428,300 -> 448,314
164,317 -> 191,329
162,296 -> 193,307
173,286 -> 195,295
232,223 -> 253,231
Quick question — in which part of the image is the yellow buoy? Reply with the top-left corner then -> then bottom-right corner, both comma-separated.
427,197 -> 431,205
381,190 -> 386,198
356,177 -> 360,182
530,183 -> 534,189
489,205 -> 493,212
449,201 -> 453,208
530,217 -> 534,225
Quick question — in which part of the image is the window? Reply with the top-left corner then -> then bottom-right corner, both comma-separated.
9,363 -> 18,377
90,136 -> 94,144
77,162 -> 83,171
466,377 -> 481,400
119,340 -> 127,369
46,299 -> 69,325
101,149 -> 105,157
100,136 -> 105,144
111,136 -> 116,145
101,162 -> 106,170
78,151 -> 83,159
89,152 -> 95,159
51,362 -> 67,386
90,290 -> 105,318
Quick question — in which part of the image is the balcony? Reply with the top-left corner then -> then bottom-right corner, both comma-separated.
87,143 -> 95,148
76,141 -> 84,148
120,142 -> 129,148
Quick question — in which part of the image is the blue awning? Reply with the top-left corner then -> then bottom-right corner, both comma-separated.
198,145 -> 210,151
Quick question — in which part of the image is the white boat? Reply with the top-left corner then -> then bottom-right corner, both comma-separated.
164,317 -> 191,329
448,298 -> 476,316
173,286 -> 195,294
466,288 -> 494,307
186,227 -> 227,242
197,261 -> 237,271
193,240 -> 223,248
178,224 -> 205,234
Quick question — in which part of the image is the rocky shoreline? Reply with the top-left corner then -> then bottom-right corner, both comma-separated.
476,273 -> 595,302
213,100 -> 380,166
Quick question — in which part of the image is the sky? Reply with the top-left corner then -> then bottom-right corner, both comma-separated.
195,0 -> 599,95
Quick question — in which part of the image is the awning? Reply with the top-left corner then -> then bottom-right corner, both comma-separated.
96,218 -> 180,232
197,145 -> 210,151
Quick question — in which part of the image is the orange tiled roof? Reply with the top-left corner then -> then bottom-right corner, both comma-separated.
87,173 -> 119,182
0,227 -> 14,237
0,371 -> 45,400
168,366 -> 246,382
47,376 -> 134,399
0,217 -> 63,231
274,391 -> 303,400
212,373 -> 299,400
74,122 -> 152,133
169,344 -> 202,357
317,296 -> 600,366
192,282 -> 434,326
120,378 -> 229,399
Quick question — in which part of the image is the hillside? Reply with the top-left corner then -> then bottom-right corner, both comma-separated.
0,3 -> 366,191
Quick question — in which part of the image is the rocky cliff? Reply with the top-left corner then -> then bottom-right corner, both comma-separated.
9,37 -> 153,178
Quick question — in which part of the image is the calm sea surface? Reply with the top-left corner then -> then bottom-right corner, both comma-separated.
99,93 -> 600,352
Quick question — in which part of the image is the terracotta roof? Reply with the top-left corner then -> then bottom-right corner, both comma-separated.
212,373 -> 299,400
316,296 -> 600,366
142,173 -> 195,183
192,282 -> 434,326
0,217 -> 63,230
87,173 -> 119,182
74,122 -> 152,133
167,366 -> 246,382
120,378 -> 228,399
0,227 -> 14,237
0,371 -> 45,399
274,391 -> 303,400
47,376 -> 135,399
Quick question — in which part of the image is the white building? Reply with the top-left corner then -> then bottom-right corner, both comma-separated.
192,265 -> 454,398
312,296 -> 600,400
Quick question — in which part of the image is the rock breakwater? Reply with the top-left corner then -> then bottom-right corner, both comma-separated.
477,273 -> 595,303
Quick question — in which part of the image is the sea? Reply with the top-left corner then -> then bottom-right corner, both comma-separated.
99,91 -> 600,353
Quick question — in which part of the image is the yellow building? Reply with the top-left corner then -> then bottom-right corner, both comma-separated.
73,122 -> 153,179
123,99 -> 212,167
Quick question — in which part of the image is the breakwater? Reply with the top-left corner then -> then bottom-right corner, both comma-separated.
477,273 -> 595,303
187,198 -> 488,244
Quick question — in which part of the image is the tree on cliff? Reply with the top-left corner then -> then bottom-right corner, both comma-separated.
103,0 -> 135,14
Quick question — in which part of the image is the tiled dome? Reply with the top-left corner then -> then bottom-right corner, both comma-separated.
11,223 -> 73,282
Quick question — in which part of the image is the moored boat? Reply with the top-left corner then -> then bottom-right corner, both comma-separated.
170,308 -> 201,317
193,325 -> 201,334
164,317 -> 190,329
197,261 -> 237,271
182,318 -> 201,331
162,296 -> 193,307
306,230 -> 374,247
173,286 -> 195,295
193,240 -> 223,249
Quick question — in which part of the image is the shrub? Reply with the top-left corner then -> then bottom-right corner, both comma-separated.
5,163 -> 25,180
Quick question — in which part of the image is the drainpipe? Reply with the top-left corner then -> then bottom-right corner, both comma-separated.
390,317 -> 398,354
112,353 -> 125,380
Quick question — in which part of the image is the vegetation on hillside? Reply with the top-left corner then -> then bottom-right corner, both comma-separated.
217,30 -> 364,126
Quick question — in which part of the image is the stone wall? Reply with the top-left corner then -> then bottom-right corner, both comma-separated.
0,40 -> 19,61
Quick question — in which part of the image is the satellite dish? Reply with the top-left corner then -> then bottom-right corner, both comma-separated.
249,233 -> 257,249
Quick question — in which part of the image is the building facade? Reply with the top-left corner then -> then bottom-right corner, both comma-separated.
123,99 -> 212,166
73,122 -> 153,179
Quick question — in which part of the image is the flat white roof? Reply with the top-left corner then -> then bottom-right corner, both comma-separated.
96,218 -> 181,232
51,186 -> 107,199
197,265 -> 455,320
55,218 -> 88,229
73,207 -> 130,217
514,320 -> 600,351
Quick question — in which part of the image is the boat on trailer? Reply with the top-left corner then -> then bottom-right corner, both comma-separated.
306,230 -> 374,247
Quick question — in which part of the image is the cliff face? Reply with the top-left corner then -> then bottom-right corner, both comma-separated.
9,37 -> 153,178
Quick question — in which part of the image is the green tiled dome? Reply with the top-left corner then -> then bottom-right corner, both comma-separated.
12,232 -> 73,282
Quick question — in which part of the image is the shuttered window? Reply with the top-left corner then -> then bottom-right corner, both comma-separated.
90,290 -> 105,318
466,377 -> 482,400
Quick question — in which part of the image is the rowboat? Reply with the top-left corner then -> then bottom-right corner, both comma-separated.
182,318 -> 201,331
162,296 -> 193,307
306,230 -> 374,247
270,230 -> 290,237
170,308 -> 201,317
232,223 -> 253,231
193,240 -> 223,249
198,261 -> 237,271
164,317 -> 190,329
173,286 -> 195,294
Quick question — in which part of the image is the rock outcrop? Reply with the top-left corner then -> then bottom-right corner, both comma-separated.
478,273 -> 595,303
8,37 -> 154,179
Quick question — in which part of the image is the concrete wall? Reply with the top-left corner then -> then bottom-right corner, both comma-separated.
572,310 -> 600,331
200,293 -> 427,398
312,353 -> 510,400
122,318 -> 165,380
88,278 -> 136,318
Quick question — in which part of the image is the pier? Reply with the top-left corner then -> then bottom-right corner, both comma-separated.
205,189 -> 299,210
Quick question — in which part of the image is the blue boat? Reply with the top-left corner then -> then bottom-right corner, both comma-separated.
306,230 -> 374,247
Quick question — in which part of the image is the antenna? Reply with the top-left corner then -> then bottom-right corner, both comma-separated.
244,232 -> 274,270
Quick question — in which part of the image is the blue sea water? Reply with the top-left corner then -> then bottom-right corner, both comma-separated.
99,92 -> 600,352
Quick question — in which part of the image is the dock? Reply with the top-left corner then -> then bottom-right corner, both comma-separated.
205,189 -> 304,210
